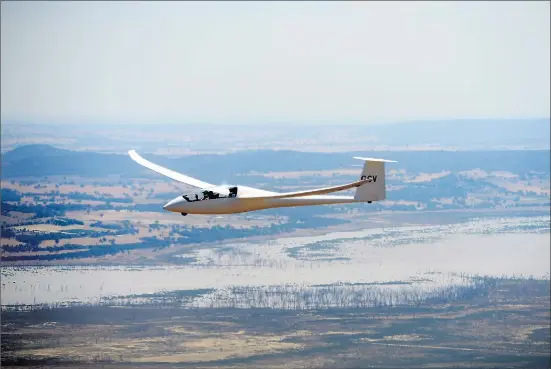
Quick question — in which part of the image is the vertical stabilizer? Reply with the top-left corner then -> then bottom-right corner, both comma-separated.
352,157 -> 396,202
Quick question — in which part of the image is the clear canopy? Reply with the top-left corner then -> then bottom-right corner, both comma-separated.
181,186 -> 238,202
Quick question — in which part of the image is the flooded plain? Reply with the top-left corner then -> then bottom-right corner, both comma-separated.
1,216 -> 549,307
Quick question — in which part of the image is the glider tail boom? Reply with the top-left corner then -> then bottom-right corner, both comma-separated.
352,157 -> 396,202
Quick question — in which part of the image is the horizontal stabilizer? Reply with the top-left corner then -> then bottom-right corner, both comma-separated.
353,157 -> 397,163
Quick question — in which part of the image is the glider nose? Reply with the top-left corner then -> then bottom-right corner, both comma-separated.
163,197 -> 183,212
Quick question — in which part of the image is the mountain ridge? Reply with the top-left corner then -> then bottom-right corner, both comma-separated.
1,145 -> 549,181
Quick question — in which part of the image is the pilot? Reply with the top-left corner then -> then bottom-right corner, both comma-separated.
183,195 -> 192,202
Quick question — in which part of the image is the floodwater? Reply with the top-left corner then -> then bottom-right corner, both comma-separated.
1,216 -> 549,306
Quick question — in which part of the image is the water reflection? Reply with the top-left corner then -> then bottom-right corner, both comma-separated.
1,216 -> 549,306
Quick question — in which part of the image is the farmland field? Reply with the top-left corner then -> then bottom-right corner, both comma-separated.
2,141 -> 550,368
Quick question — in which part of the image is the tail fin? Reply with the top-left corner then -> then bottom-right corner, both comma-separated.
352,157 -> 396,202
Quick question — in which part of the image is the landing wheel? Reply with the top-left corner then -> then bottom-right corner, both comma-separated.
181,213 -> 188,216
367,201 -> 372,204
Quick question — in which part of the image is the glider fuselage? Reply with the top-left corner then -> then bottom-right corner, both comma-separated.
127,150 -> 395,216
163,190 -> 357,215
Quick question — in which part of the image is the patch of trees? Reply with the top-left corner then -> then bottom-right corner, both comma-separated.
1,201 -> 87,217
389,179 -> 469,204
1,238 -> 170,261
4,275 -> 547,320
46,218 -> 84,226
2,243 -> 88,253
66,192 -> 132,203
1,226 -> 119,248
90,221 -> 124,230
1,201 -> 132,218
143,276 -> 498,310
1,188 -> 22,202
286,241 -> 339,260
1,226 -> 17,238
2,216 -> 346,261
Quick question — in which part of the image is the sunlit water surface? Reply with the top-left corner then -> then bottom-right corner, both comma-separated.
1,216 -> 549,306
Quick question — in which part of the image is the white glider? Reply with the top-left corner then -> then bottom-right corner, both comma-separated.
128,150 -> 396,215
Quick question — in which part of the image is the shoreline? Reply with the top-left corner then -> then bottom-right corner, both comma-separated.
1,207 -> 548,268
1,213 -> 549,307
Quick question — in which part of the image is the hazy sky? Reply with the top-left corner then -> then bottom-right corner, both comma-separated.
1,1 -> 549,125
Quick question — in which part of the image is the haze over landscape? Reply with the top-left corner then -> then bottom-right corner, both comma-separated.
1,1 -> 550,368
1,1 -> 549,125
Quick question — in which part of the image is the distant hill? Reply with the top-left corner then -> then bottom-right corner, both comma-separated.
1,145 -> 549,182
2,144 -> 73,161
2,118 -> 549,154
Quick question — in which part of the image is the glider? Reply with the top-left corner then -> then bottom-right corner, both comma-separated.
128,150 -> 396,215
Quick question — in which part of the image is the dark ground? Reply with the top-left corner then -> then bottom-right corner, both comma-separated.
1,278 -> 550,369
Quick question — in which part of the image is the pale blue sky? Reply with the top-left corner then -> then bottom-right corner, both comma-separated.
1,1 -> 549,125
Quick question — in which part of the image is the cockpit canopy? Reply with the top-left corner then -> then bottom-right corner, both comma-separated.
182,186 -> 238,202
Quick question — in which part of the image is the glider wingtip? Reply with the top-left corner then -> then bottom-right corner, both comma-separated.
127,149 -> 143,162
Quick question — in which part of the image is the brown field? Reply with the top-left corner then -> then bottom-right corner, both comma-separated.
247,168 -> 411,180
3,206 -> 548,266
1,180 -> 184,199
12,224 -> 93,232
0,215 -> 24,226
1,238 -> 23,246
487,179 -> 550,196
248,168 -> 361,179
2,212 -> 34,220
432,197 -> 455,205
38,235 -> 142,248
72,200 -> 130,207
4,248 -> 86,257
2,170 -> 549,267
64,209 -> 284,229
404,171 -> 452,183
458,169 -> 490,179
490,170 -> 519,179
2,278 -> 549,368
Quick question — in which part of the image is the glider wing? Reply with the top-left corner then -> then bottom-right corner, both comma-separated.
240,179 -> 368,199
128,150 -> 214,189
